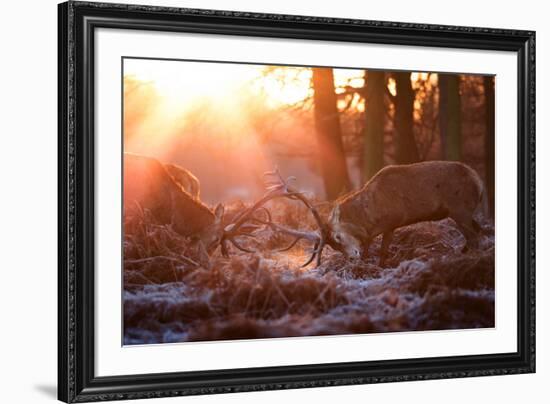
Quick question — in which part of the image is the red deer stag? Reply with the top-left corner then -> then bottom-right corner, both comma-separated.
328,161 -> 486,266
229,161 -> 486,267
123,153 -> 254,256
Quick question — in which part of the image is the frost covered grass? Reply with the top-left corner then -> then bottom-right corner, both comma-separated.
123,199 -> 494,345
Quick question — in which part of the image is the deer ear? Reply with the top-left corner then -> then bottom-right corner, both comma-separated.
214,203 -> 225,222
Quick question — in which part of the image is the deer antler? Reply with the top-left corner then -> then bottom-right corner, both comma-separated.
222,169 -> 329,267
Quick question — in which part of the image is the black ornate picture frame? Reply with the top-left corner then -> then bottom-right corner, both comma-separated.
58,1 -> 535,402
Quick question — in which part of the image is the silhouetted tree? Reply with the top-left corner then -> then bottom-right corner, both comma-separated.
312,67 -> 351,199
362,70 -> 386,182
438,74 -> 449,159
484,75 -> 495,218
439,74 -> 462,161
393,72 -> 419,164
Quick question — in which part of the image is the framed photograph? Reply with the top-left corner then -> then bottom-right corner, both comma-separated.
58,1 -> 535,402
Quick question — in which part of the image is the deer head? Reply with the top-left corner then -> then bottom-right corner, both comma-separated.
327,206 -> 366,259
196,203 -> 225,253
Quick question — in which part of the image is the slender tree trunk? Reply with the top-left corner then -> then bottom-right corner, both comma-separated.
362,70 -> 385,182
439,74 -> 462,161
484,75 -> 495,219
312,67 -> 351,200
393,72 -> 419,164
438,74 -> 449,158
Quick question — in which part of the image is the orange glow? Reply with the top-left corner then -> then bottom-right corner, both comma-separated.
123,60 -> 446,205
123,61 -> 370,153
125,61 -> 366,113
387,77 -> 397,96
124,60 -> 260,107
123,60 -> 435,169
123,60 -> 264,154
334,69 -> 364,90
251,67 -> 313,107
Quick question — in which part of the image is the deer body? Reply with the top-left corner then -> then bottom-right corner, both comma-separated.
329,161 -> 486,264
123,153 -> 224,250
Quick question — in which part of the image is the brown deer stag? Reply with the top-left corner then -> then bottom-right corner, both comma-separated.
327,161 -> 487,266
229,161 -> 487,267
123,153 -> 255,256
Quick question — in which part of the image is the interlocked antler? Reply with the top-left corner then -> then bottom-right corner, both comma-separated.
222,169 -> 329,267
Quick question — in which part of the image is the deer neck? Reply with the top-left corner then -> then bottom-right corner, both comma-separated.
170,190 -> 215,236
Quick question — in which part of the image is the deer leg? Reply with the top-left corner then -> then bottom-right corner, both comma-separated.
361,239 -> 371,260
471,218 -> 482,234
453,215 -> 479,252
379,231 -> 393,267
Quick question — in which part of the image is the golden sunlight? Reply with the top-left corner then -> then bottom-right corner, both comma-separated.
123,60 -> 371,154
252,67 -> 313,107
122,60 -> 440,169
124,59 -> 261,107
125,60 -> 367,113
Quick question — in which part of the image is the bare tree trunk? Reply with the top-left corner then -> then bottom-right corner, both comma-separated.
484,75 -> 495,219
439,74 -> 462,161
312,67 -> 351,200
438,74 -> 449,158
393,72 -> 419,164
362,70 -> 385,182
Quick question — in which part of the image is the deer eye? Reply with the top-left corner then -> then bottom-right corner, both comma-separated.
334,234 -> 341,243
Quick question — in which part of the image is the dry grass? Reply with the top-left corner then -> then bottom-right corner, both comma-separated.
123,199 -> 494,345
